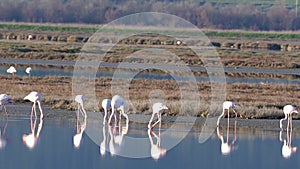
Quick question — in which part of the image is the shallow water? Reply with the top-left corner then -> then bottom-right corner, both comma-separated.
0,115 -> 299,169
1,63 -> 300,85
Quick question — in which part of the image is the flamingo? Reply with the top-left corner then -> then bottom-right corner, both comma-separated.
280,105 -> 298,129
75,95 -> 87,118
217,101 -> 239,126
0,94 -> 13,116
25,67 -> 32,77
7,66 -> 17,76
24,91 -> 44,119
102,99 -> 111,124
108,95 -> 129,125
28,34 -> 33,40
148,102 -> 168,129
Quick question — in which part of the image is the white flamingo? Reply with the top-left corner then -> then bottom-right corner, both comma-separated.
0,94 -> 13,116
24,91 -> 44,119
73,95 -> 87,148
280,105 -> 298,129
108,95 -> 129,125
102,99 -> 111,124
75,95 -> 87,118
148,102 -> 168,129
25,67 -> 32,77
7,66 -> 17,76
217,101 -> 239,126
28,34 -> 33,40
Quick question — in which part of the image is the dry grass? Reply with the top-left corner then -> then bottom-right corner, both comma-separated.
1,75 -> 300,119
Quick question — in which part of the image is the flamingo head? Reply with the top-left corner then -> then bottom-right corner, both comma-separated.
7,98 -> 14,103
232,102 -> 240,108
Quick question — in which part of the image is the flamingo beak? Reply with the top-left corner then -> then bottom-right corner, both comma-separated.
8,98 -> 14,103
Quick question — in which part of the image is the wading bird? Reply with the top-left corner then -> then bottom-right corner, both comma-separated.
280,105 -> 298,130
108,95 -> 129,125
25,67 -> 32,77
217,101 -> 239,126
75,95 -> 87,118
24,91 -> 44,119
148,102 -> 168,129
6,66 -> 17,76
73,95 -> 87,148
0,94 -> 13,116
102,99 -> 111,124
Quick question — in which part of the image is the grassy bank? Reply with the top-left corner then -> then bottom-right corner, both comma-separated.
1,22 -> 300,40
1,75 -> 300,120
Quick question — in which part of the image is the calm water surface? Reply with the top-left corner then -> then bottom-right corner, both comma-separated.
0,116 -> 299,169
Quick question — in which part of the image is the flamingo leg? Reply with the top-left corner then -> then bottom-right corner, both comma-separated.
280,113 -> 288,129
108,107 -> 115,125
289,114 -> 293,130
151,113 -> 161,128
232,109 -> 238,118
103,108 -> 107,125
33,102 -> 37,118
121,107 -> 129,126
37,101 -> 43,119
3,105 -> 8,116
80,104 -> 87,118
148,113 -> 156,129
217,109 -> 225,126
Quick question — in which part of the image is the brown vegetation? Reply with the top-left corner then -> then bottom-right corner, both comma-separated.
1,75 -> 300,120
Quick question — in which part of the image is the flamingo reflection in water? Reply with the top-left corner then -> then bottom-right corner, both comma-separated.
100,124 -> 109,156
148,127 -> 167,160
216,119 -> 238,155
73,95 -> 87,148
279,126 -> 297,159
22,116 -> 43,149
107,120 -> 128,156
0,118 -> 8,149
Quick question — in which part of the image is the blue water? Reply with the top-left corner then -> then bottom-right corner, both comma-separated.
0,117 -> 299,169
1,64 -> 300,85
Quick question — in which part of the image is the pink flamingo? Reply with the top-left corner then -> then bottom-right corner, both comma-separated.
217,101 -> 239,126
0,94 -> 14,116
148,102 -> 168,129
280,105 -> 298,129
24,91 -> 44,119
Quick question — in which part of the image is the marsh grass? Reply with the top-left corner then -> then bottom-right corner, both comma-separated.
1,75 -> 299,120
